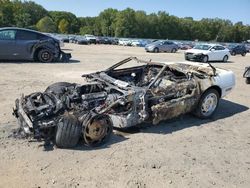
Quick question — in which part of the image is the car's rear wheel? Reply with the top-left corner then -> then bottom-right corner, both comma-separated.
223,55 -> 228,62
37,49 -> 54,63
171,48 -> 177,53
202,55 -> 208,63
55,114 -> 82,148
153,48 -> 159,53
83,115 -> 113,147
241,52 -> 246,56
194,89 -> 219,119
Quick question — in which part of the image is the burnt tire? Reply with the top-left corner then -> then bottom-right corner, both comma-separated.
45,82 -> 74,94
37,49 -> 54,63
246,78 -> 250,84
194,89 -> 219,119
55,114 -> 81,148
83,115 -> 113,147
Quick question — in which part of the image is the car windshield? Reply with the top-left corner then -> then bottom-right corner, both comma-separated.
151,40 -> 163,45
193,44 -> 211,50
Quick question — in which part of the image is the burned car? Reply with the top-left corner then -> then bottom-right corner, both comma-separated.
13,57 -> 235,148
0,27 -> 71,62
243,66 -> 250,84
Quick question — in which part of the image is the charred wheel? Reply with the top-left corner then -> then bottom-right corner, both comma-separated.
55,114 -> 82,148
83,115 -> 113,147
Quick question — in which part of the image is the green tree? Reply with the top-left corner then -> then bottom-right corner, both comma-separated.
58,19 -> 69,33
49,11 -> 79,33
36,16 -> 57,33
99,8 -> 118,36
115,8 -> 137,37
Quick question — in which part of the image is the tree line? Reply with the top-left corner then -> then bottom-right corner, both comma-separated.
0,0 -> 250,42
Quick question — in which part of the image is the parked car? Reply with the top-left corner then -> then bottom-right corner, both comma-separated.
75,36 -> 89,45
13,57 -> 235,148
110,37 -> 119,45
0,27 -> 71,62
96,36 -> 112,44
228,44 -> 247,56
84,34 -> 96,44
145,40 -> 179,53
118,38 -> 132,46
185,44 -> 230,63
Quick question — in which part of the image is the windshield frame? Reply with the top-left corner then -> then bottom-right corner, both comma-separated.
193,44 -> 212,50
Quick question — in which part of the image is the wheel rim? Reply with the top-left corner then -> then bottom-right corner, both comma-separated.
203,56 -> 208,62
223,56 -> 228,62
41,51 -> 51,61
201,93 -> 218,116
83,116 -> 112,146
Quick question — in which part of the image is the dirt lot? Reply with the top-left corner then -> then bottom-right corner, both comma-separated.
0,44 -> 250,188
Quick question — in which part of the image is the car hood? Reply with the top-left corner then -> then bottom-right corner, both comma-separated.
185,49 -> 208,54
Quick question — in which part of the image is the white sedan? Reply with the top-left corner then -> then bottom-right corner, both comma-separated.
185,44 -> 231,63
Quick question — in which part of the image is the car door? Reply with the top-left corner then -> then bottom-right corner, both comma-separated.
210,46 -> 223,61
164,41 -> 172,52
15,30 -> 40,60
216,46 -> 227,60
0,29 -> 17,60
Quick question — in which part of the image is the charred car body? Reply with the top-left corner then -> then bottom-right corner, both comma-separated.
13,57 -> 235,148
0,27 -> 71,63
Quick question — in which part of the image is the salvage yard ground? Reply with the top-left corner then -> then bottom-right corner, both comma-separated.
0,44 -> 250,188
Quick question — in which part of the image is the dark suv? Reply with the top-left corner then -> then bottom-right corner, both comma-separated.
228,44 -> 247,56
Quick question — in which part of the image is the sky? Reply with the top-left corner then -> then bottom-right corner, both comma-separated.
31,0 -> 250,25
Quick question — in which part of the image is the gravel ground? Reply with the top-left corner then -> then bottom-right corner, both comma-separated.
0,44 -> 250,188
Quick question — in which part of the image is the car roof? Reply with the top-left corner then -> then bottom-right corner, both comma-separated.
0,27 -> 45,35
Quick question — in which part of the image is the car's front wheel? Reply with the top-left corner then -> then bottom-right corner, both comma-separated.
202,55 -> 208,63
37,49 -> 54,63
55,114 -> 82,148
222,55 -> 228,62
194,89 -> 219,119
